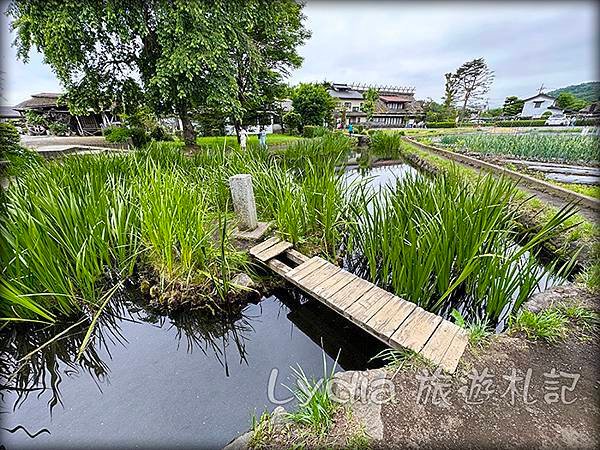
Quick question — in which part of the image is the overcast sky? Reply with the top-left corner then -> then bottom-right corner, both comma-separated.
1,1 -> 598,107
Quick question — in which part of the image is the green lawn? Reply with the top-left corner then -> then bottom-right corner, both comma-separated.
196,134 -> 299,147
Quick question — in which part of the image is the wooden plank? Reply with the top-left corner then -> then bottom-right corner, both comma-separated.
267,258 -> 292,276
285,256 -> 324,280
313,269 -> 354,297
285,248 -> 309,265
321,277 -> 366,310
254,240 -> 293,262
345,287 -> 392,323
301,263 -> 342,291
312,270 -> 356,298
329,279 -> 374,312
419,320 -> 462,366
289,258 -> 330,283
391,309 -> 443,353
249,236 -> 280,257
437,328 -> 469,373
366,299 -> 417,341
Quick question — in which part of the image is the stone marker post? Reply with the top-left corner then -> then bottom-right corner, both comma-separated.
229,174 -> 258,231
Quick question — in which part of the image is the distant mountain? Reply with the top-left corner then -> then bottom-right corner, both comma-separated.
548,82 -> 600,102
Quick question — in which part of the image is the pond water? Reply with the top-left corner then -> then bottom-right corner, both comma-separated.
0,289 -> 385,449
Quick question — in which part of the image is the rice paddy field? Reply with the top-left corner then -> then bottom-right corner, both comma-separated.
439,133 -> 599,164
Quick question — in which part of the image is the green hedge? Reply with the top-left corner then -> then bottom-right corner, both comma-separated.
575,118 -> 600,127
426,121 -> 457,128
493,120 -> 546,127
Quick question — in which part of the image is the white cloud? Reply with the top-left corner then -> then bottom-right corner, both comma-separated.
1,1 -> 597,107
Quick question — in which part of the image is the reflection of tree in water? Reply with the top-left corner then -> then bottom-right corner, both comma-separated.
0,290 -> 256,415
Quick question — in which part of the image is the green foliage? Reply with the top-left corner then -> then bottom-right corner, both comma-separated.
103,126 -> 131,143
510,309 -> 569,343
9,1 -> 309,146
369,131 -> 404,159
24,110 -> 47,126
426,121 -> 457,128
548,82 -> 599,103
47,121 -> 69,136
494,119 -> 547,127
424,100 -> 456,122
362,87 -> 379,121
346,170 -> 576,324
555,92 -> 588,111
502,96 -> 525,116
0,122 -> 21,155
575,118 -> 600,126
440,133 -> 598,163
371,348 -> 431,372
302,125 -> 329,138
0,145 -> 252,321
481,107 -> 503,118
285,351 -> 338,435
451,309 -> 493,347
283,110 -> 303,134
291,83 -> 336,129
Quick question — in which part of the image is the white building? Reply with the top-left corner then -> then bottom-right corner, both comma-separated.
520,93 -> 564,118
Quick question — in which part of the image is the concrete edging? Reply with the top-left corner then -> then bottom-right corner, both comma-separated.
404,137 -> 600,211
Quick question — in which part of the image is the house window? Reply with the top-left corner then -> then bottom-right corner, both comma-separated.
352,106 -> 359,112
344,102 -> 352,108
533,101 -> 544,108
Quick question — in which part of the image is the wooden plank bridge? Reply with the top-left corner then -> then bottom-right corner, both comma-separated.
250,237 -> 469,373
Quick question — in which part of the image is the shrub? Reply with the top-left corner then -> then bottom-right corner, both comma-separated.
283,111 -> 302,134
369,131 -> 404,159
303,125 -> 328,138
493,119 -> 546,127
150,125 -> 174,142
129,127 -> 150,147
0,122 -> 21,155
426,121 -> 456,128
47,121 -> 70,136
575,118 -> 600,126
103,126 -> 131,143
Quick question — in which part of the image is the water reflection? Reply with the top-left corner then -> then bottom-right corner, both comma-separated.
0,286 -> 384,448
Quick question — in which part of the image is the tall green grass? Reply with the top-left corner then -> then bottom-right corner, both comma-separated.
369,131 -> 404,159
440,133 -> 598,164
0,147 -> 248,322
345,169 -> 577,324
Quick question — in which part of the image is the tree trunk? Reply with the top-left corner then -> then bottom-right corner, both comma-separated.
459,94 -> 470,122
234,120 -> 242,144
178,104 -> 196,147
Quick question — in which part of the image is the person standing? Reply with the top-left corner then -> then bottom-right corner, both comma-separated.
239,127 -> 247,151
347,122 -> 353,136
258,126 -> 267,148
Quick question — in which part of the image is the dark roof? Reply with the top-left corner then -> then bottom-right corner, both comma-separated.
14,92 -> 66,111
522,93 -> 555,102
327,88 -> 363,100
0,106 -> 21,118
580,102 -> 599,114
380,94 -> 414,103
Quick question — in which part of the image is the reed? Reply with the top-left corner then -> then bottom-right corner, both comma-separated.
345,168 -> 576,324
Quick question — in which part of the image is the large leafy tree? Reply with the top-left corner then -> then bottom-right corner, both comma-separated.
291,83 -> 335,129
555,92 -> 588,111
361,87 -> 379,121
8,0 -> 308,146
502,96 -> 524,116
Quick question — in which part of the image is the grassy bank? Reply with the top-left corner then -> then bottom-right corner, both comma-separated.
0,134 -> 353,322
